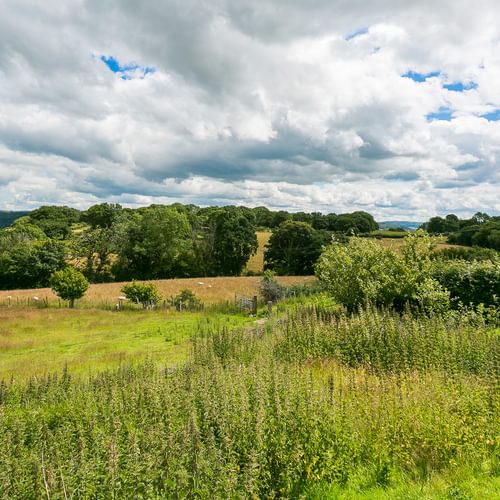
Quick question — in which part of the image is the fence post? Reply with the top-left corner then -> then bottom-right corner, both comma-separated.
267,301 -> 273,317
252,296 -> 258,316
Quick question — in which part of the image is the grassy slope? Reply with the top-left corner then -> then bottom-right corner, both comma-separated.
0,308 -> 251,381
0,274 -> 307,307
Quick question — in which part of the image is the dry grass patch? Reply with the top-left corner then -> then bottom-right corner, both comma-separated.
245,231 -> 271,273
0,275 -> 309,308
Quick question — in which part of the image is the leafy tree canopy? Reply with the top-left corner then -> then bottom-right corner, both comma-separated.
49,267 -> 89,307
264,221 -> 330,275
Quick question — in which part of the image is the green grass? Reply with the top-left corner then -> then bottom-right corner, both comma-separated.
0,307 -> 252,381
0,304 -> 498,497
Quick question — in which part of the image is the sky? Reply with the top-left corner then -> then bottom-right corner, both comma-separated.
0,0 -> 499,220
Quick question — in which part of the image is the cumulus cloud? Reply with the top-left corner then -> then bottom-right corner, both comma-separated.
0,0 -> 499,219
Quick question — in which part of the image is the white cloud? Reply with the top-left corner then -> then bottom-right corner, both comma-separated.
0,0 -> 499,219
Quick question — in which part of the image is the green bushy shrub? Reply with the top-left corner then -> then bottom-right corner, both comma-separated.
316,232 -> 449,313
170,289 -> 203,311
431,258 -> 500,308
121,281 -> 161,308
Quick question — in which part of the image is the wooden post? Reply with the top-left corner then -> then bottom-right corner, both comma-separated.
252,296 -> 258,316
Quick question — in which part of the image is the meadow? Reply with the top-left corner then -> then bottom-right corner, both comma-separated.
0,274 -> 306,308
0,307 -> 253,381
0,300 -> 498,498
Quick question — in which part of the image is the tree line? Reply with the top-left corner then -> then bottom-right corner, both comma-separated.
0,203 -> 378,290
421,212 -> 500,251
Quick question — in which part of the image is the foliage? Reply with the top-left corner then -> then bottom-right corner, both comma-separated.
82,202 -> 123,228
49,267 -> 89,307
210,207 -> 259,276
0,306 -> 497,498
0,228 -> 66,289
316,232 -> 450,312
113,206 -> 192,280
333,210 -> 379,233
121,281 -> 161,308
422,212 -> 500,251
433,245 -> 499,262
431,258 -> 500,308
259,270 -> 286,302
28,205 -> 81,239
170,289 -> 204,311
316,237 -> 399,311
264,220 -> 330,275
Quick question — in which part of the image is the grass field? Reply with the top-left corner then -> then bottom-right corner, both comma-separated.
0,307 -> 254,381
378,236 -> 460,251
245,230 -> 271,273
1,305 -> 498,498
0,274 -> 307,308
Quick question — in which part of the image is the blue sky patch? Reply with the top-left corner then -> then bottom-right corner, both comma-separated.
426,107 -> 453,121
443,81 -> 478,92
345,27 -> 369,41
100,55 -> 155,79
402,70 -> 441,82
481,109 -> 500,121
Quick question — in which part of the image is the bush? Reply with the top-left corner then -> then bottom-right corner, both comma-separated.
433,246 -> 499,262
316,232 -> 450,313
315,237 -> 399,311
431,259 -> 500,308
49,267 -> 89,307
170,289 -> 203,311
121,281 -> 161,308
259,271 -> 285,303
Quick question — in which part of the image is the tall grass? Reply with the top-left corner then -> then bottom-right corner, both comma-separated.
0,307 -> 498,498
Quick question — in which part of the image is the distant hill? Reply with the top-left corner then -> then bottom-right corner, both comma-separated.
0,211 -> 31,228
378,221 -> 422,231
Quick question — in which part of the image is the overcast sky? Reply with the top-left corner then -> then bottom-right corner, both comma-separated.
1,0 -> 499,220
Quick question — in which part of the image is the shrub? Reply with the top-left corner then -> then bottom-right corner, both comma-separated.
433,246 -> 499,262
49,267 -> 89,307
259,271 -> 285,303
315,237 -> 399,311
431,258 -> 500,308
316,232 -> 450,313
170,289 -> 203,311
121,281 -> 161,308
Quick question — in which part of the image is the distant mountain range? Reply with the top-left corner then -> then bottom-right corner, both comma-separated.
378,221 -> 423,231
0,210 -> 31,228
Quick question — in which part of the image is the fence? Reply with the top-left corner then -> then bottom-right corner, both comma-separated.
235,294 -> 258,315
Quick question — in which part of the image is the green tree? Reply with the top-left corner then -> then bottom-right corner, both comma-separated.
316,232 -> 448,312
82,203 -> 122,228
210,207 -> 258,276
113,207 -> 192,280
0,227 -> 66,290
28,205 -> 81,239
333,211 -> 378,234
264,221 -> 330,275
49,267 -> 89,307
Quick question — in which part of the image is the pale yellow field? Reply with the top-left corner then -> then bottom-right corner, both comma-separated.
377,237 -> 462,251
0,275 -> 311,307
245,231 -> 271,273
